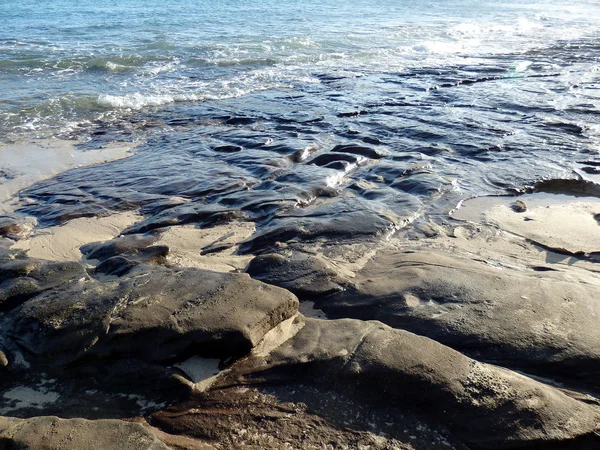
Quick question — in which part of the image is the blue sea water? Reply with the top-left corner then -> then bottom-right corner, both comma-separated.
2,0 -> 600,226
2,0 -> 599,140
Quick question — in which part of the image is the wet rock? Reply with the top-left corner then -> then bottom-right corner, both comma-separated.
213,145 -> 243,153
581,166 -> 600,175
511,199 -> 527,212
331,143 -> 383,159
390,173 -> 445,196
235,317 -> 600,449
0,253 -> 87,313
81,232 -> 160,262
93,245 -> 169,277
2,266 -> 298,366
124,204 -> 244,235
308,152 -> 360,167
240,198 -> 396,254
0,215 -> 35,240
246,252 -> 346,299
323,160 -> 351,171
318,249 -> 600,392
0,416 -> 169,450
337,110 -> 368,117
533,178 -> 600,198
225,116 -> 255,126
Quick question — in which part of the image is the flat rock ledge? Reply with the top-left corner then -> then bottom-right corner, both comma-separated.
0,416 -> 171,450
225,317 -> 600,449
2,215 -> 600,449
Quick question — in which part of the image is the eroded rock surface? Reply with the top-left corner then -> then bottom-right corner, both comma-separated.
0,416 -> 169,450
230,317 -> 600,449
149,388 -> 414,450
246,251 -> 347,298
2,266 -> 298,366
315,249 -> 600,392
80,232 -> 160,262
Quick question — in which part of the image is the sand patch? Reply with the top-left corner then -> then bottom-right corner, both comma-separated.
174,357 -> 222,392
0,139 -> 138,208
450,192 -> 600,257
154,222 -> 256,272
252,314 -> 304,358
485,201 -> 600,254
299,301 -> 328,319
11,211 -> 143,262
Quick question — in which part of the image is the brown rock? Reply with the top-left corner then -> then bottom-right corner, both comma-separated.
0,416 -> 168,450
234,317 -> 600,449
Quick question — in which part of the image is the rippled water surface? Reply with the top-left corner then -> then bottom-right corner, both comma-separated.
3,0 -> 600,241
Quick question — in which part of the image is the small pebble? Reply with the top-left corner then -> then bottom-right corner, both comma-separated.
0,351 -> 8,368
511,200 -> 527,213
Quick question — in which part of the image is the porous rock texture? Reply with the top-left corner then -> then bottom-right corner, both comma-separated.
2,213 -> 600,449
227,317 -> 600,449
315,249 -> 600,392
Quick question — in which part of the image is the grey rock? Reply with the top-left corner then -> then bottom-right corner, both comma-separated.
318,250 -> 600,391
80,232 -> 160,262
246,252 -> 346,299
236,317 -> 600,449
0,253 -> 87,313
3,266 -> 298,366
93,245 -> 169,277
511,199 -> 527,212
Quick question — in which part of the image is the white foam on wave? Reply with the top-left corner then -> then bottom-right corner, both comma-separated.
98,92 -> 205,109
105,61 -> 132,72
412,40 -> 466,54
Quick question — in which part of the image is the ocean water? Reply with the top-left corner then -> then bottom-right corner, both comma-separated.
3,0 -> 600,234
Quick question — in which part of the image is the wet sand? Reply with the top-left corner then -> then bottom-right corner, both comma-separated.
0,139 -> 138,209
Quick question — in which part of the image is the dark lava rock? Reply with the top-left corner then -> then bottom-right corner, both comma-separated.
81,232 -> 160,262
0,416 -> 170,450
1,266 -> 298,366
233,317 -> 600,449
317,249 -> 600,392
246,252 -> 346,299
